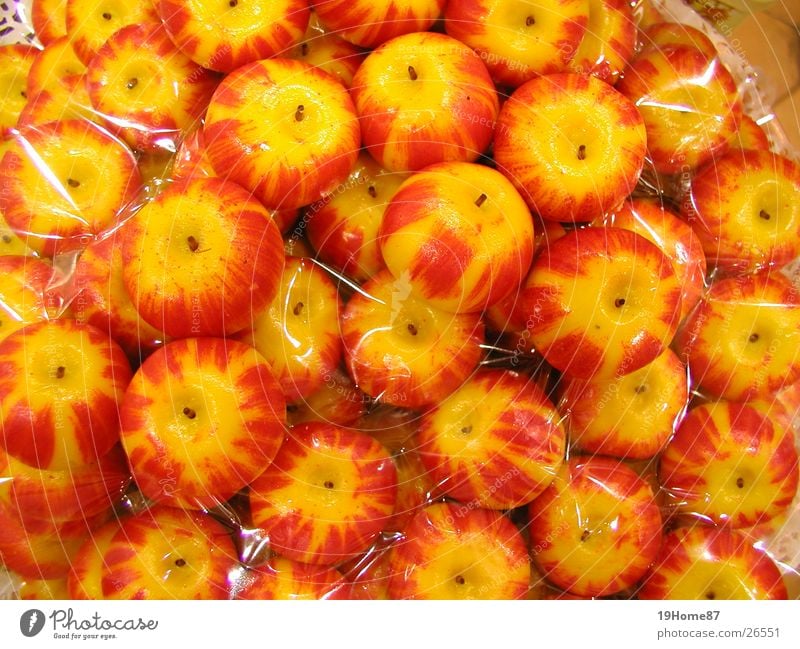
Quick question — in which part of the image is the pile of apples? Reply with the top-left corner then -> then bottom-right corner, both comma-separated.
1,0 -> 799,600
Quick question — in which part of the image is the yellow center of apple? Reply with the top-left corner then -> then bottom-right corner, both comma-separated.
677,564 -> 761,600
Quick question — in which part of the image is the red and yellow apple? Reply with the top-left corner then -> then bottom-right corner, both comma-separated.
567,0 -> 636,84
522,226 -> 682,379
494,73 -> 646,222
387,502 -> 530,599
0,255 -> 55,342
121,176 -> 284,338
249,421 -> 397,566
659,401 -> 799,528
120,337 -> 286,509
638,526 -> 788,600
341,269 -> 484,409
0,44 -> 40,137
351,31 -> 499,173
418,369 -> 565,509
204,58 -> 360,210
234,557 -> 349,600
378,161 -> 535,313
32,0 -> 68,45
528,455 -> 663,597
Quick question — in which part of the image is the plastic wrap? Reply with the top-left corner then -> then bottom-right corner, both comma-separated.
1,0 -> 799,602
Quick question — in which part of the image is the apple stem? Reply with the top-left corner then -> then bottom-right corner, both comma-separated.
368,185 -> 377,198
229,0 -> 238,7
577,144 -> 587,160
526,16 -> 536,26
323,481 -> 334,489
127,78 -> 138,90
580,529 -> 591,542
759,209 -> 771,220
66,178 -> 80,188
454,576 -> 466,585
301,42 -> 309,57
175,558 -> 187,567
20,90 -> 26,99
749,333 -> 760,343
408,65 -> 418,81
295,105 -> 305,121
475,193 -> 487,207
183,407 -> 197,420
292,302 -> 304,316
187,236 -> 200,252
102,12 -> 112,20
407,323 -> 418,336
55,366 -> 65,379
614,298 -> 626,308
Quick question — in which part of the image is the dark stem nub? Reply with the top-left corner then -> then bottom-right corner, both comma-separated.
67,178 -> 80,188
292,302 -> 304,316
634,385 -> 647,394
187,235 -> 200,252
408,65 -> 418,81
126,77 -> 138,90
229,0 -> 238,7
526,15 -> 536,26
580,529 -> 591,542
736,477 -> 745,489
749,333 -> 760,343
368,185 -> 377,198
407,323 -> 418,336
20,90 -> 26,99
461,425 -> 473,435
295,104 -> 305,121
55,366 -> 66,379
1,235 -> 11,244
454,575 -> 466,585
300,42 -> 309,57
102,12 -> 112,20
175,558 -> 187,567
323,481 -> 334,489
286,404 -> 298,413
183,407 -> 197,420
614,297 -> 626,308
475,193 -> 487,207
577,144 -> 587,160
705,591 -> 716,600
759,209 -> 771,220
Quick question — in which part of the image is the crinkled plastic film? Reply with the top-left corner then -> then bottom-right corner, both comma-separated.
0,0 -> 799,602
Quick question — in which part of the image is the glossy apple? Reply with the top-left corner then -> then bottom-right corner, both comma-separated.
204,58 -> 360,210
379,161 -> 535,313
682,149 -> 800,274
121,177 -> 284,338
312,0 -> 446,48
617,45 -> 739,174
86,23 -> 218,152
638,526 -> 788,600
26,36 -> 86,99
341,269 -> 484,409
249,421 -> 397,566
659,401 -> 799,528
351,31 -> 499,173
559,348 -> 688,459
0,320 -> 131,470
238,257 -> 342,403
120,337 -> 286,509
88,506 -> 239,599
387,502 -> 530,599
639,21 -> 718,60
444,0 -> 588,87
0,120 -> 141,257
159,0 -> 309,73
728,114 -> 770,151
523,226 -> 682,380
418,369 -> 565,509
528,456 -> 662,597
494,73 -> 646,222
306,152 -> 407,282
676,272 -> 800,401
595,197 -> 707,322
